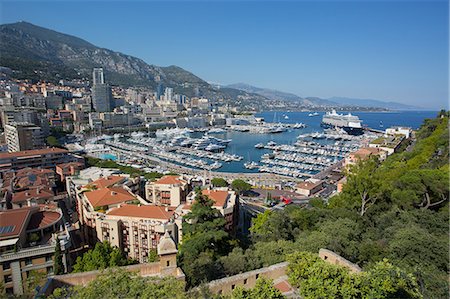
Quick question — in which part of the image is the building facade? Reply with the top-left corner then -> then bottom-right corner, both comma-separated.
5,122 -> 44,152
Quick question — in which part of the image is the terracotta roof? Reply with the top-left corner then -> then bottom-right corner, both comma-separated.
88,175 -> 125,189
274,280 -> 293,293
0,148 -> 68,160
12,187 -> 54,203
107,204 -> 174,220
56,162 -> 84,171
84,187 -> 135,208
0,208 -> 32,240
202,190 -> 229,208
296,181 -> 323,190
154,175 -> 185,185
351,147 -> 384,159
27,210 -> 62,231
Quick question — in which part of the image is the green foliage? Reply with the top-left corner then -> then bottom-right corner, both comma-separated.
86,156 -> 163,180
24,270 -> 47,297
54,241 -> 64,275
148,248 -> 159,263
179,190 -> 231,286
230,278 -> 285,299
287,252 -> 422,299
231,179 -> 252,195
49,269 -> 186,299
211,177 -> 229,187
72,241 -> 134,272
46,136 -> 61,147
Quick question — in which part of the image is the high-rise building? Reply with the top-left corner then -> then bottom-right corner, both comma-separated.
164,87 -> 173,102
92,68 -> 105,85
91,68 -> 113,112
5,122 -> 44,152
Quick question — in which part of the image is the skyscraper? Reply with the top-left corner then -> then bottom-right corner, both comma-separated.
92,68 -> 105,85
91,68 -> 113,112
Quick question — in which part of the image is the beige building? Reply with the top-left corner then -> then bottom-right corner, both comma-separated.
95,204 -> 182,263
145,175 -> 189,207
76,175 -> 147,245
5,122 -> 44,152
296,180 -> 324,197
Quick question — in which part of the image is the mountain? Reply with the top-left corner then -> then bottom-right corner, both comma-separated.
327,97 -> 423,110
0,21 -> 265,102
227,83 -> 302,102
228,82 -> 423,110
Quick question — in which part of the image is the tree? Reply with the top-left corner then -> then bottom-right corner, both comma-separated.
341,157 -> 382,216
50,269 -> 186,299
287,252 -> 422,299
24,270 -> 47,297
72,241 -> 133,272
54,240 -> 64,275
231,278 -> 285,299
46,136 -> 60,147
231,179 -> 252,195
211,177 -> 229,187
179,190 -> 230,286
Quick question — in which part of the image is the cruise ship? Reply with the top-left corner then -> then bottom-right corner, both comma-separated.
321,110 -> 364,135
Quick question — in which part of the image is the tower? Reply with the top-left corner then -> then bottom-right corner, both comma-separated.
91,68 -> 113,112
157,231 -> 178,275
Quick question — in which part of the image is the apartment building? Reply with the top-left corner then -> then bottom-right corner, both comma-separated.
5,122 -> 44,152
95,204 -> 181,263
0,148 -> 80,173
0,206 -> 70,296
75,175 -> 147,245
145,175 -> 189,207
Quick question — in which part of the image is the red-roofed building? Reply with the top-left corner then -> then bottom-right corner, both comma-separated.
145,175 -> 189,207
95,204 -> 181,263
0,147 -> 80,173
55,162 -> 85,182
0,205 -> 70,296
344,147 -> 387,168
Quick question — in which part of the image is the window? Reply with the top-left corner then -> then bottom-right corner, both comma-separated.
256,274 -> 259,279
3,262 -> 10,270
4,275 -> 12,283
46,255 -> 53,262
244,279 -> 247,285
166,261 -> 170,267
25,258 -> 32,266
6,287 -> 13,294
47,266 -> 54,274
231,284 -> 235,290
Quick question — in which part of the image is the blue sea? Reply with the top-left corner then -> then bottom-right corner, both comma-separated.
206,110 -> 438,173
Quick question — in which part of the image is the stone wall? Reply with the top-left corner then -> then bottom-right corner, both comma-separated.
37,262 -> 185,297
206,262 -> 289,295
319,248 -> 362,273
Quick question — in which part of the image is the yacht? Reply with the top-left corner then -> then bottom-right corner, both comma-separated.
244,161 -> 259,169
254,143 -> 265,149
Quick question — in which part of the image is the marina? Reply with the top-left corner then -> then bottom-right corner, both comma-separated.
81,111 -> 434,178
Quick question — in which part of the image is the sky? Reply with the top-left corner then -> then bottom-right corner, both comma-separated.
1,0 -> 448,109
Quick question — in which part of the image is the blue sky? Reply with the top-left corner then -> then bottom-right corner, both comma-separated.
1,1 -> 448,109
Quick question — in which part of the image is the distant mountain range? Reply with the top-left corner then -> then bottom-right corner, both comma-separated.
0,21 -> 267,102
0,21 -> 423,111
227,83 -> 423,110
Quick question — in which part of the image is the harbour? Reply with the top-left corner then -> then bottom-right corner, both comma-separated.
81,110 -> 436,179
